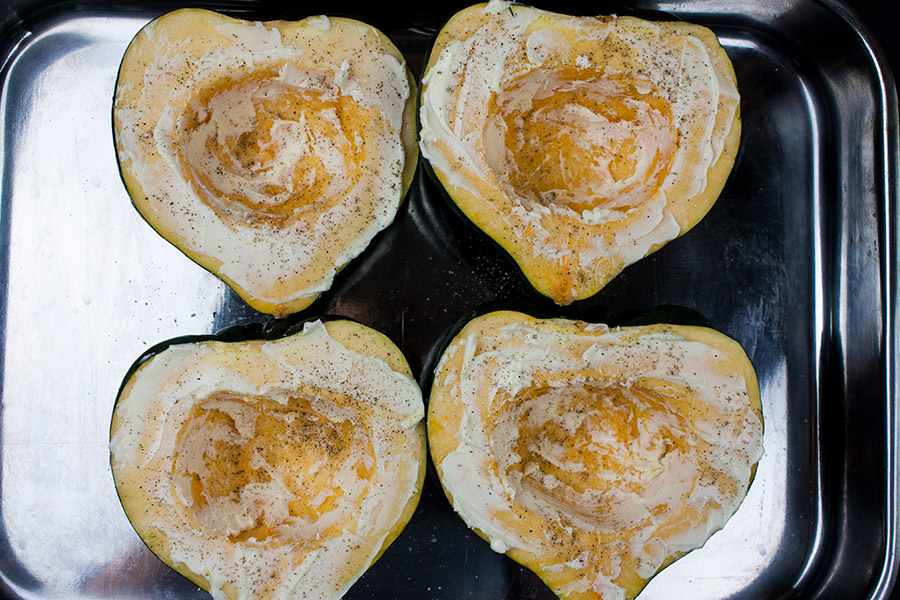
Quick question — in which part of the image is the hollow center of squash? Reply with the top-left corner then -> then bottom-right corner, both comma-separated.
175,65 -> 370,229
483,67 -> 676,214
171,390 -> 374,544
491,380 -> 717,533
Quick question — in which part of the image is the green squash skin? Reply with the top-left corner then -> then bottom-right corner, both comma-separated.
417,3 -> 742,309
109,312 -> 421,599
112,9 -> 419,319
425,308 -> 763,600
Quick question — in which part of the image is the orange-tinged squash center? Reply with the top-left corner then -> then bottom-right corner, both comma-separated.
175,65 -> 370,229
484,67 -> 677,213
491,380 -> 723,535
171,390 -> 374,545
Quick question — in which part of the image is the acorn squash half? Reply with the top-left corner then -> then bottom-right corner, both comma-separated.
419,2 -> 741,304
110,318 -> 426,600
427,310 -> 763,600
113,9 -> 418,317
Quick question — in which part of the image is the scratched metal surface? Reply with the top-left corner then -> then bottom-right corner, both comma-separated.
0,0 -> 896,598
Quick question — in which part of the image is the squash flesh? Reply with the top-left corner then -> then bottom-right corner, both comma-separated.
113,9 -> 418,316
110,320 -> 426,600
427,311 -> 763,600
419,2 -> 741,304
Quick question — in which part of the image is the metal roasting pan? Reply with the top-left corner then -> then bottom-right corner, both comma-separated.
0,0 -> 897,598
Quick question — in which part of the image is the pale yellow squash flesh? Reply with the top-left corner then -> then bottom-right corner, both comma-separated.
419,3 -> 741,304
110,319 -> 426,600
428,310 -> 763,600
114,9 -> 418,316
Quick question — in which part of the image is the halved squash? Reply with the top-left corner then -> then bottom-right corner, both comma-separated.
428,310 -> 763,599
110,319 -> 426,600
114,9 -> 418,316
419,2 -> 741,304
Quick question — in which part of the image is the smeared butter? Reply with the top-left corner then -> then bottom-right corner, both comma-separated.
428,311 -> 763,600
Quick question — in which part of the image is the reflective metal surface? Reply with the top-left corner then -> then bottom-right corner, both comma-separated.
0,1 -> 896,599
